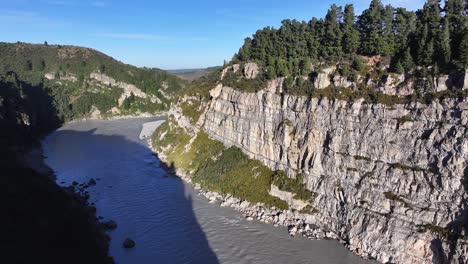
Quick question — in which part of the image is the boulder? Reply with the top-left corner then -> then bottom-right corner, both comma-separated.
102,220 -> 117,230
333,75 -> 353,89
244,62 -> 260,79
123,238 -> 135,249
379,74 -> 405,96
313,67 -> 334,89
88,178 -> 97,186
433,75 -> 451,92
220,64 -> 240,80
44,73 -> 55,80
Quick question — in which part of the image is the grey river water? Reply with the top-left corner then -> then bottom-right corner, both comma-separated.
42,117 -> 376,264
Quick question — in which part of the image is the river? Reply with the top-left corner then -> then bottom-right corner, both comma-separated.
42,117 -> 375,264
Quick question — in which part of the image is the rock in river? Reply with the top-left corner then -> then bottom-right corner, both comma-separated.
123,238 -> 135,249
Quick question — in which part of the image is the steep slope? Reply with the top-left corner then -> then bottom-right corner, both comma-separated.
0,42 -> 185,120
0,42 -> 188,263
150,1 -> 468,261
0,77 -> 112,263
153,64 -> 468,264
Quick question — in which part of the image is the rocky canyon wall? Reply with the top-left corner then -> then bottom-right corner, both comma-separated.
199,85 -> 468,263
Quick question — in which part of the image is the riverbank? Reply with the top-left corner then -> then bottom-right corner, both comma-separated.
146,133 -> 365,260
23,147 -> 55,178
68,112 -> 166,124
20,135 -> 114,263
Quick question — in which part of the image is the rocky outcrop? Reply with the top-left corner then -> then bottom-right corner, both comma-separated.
90,72 -> 161,106
221,64 -> 240,80
313,67 -> 334,89
434,75 -> 451,92
244,62 -> 260,79
199,84 -> 468,263
44,72 -> 78,82
379,74 -> 410,96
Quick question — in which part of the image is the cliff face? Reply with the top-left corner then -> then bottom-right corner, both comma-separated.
199,85 -> 468,263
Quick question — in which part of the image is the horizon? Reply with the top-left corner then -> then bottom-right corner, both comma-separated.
2,0 -> 424,70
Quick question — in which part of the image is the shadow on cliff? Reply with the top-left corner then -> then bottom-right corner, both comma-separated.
430,166 -> 468,264
45,127 -> 220,264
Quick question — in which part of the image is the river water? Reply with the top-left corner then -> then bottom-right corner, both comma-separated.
42,118 -> 375,264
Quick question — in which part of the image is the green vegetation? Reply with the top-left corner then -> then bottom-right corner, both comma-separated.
272,171 -> 315,202
222,67 -> 268,93
417,224 -> 468,241
180,100 -> 204,123
152,119 -> 323,210
383,191 -> 411,208
388,163 -> 427,172
0,42 -> 185,120
218,0 -> 468,103
0,74 -> 111,263
234,0 -> 467,74
393,115 -> 413,124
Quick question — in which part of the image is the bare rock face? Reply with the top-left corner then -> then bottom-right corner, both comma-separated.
313,67 -> 334,89
44,73 -> 55,80
43,72 -> 77,82
200,84 -> 468,263
433,75 -> 451,92
243,62 -> 260,79
90,106 -> 101,119
379,74 -> 407,96
266,77 -> 285,93
221,64 -> 240,80
333,75 -> 354,89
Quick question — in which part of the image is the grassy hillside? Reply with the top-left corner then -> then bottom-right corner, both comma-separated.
0,42 -> 185,120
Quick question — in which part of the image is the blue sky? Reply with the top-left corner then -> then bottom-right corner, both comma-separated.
0,0 -> 425,69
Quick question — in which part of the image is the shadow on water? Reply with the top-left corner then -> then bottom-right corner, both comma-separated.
46,126 -> 219,264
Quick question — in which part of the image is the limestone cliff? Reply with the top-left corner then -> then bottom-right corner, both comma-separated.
195,84 -> 468,263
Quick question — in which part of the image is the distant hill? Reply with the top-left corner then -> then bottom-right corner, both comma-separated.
0,42 -> 185,120
168,66 -> 221,81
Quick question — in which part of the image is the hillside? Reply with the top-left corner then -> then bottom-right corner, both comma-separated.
0,42 -> 188,263
0,76 -> 112,263
222,0 -> 467,100
168,67 -> 221,81
151,0 -> 468,263
0,42 -> 185,121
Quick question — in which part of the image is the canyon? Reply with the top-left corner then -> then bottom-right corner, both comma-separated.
159,75 -> 467,263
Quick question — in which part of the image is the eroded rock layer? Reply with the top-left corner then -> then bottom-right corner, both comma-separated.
200,85 -> 468,263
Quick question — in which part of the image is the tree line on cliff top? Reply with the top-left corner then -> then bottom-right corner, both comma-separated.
234,0 -> 467,78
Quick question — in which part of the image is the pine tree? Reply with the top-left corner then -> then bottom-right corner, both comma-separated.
321,4 -> 343,58
393,60 -> 405,73
357,0 -> 386,55
342,4 -> 359,54
416,0 -> 441,66
266,66 -> 277,80
401,48 -> 415,71
445,0 -> 467,68
238,38 -> 252,61
276,59 -> 289,77
459,30 -> 468,69
436,17 -> 451,69
381,5 -> 395,55
299,58 -> 311,76
393,8 -> 416,53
